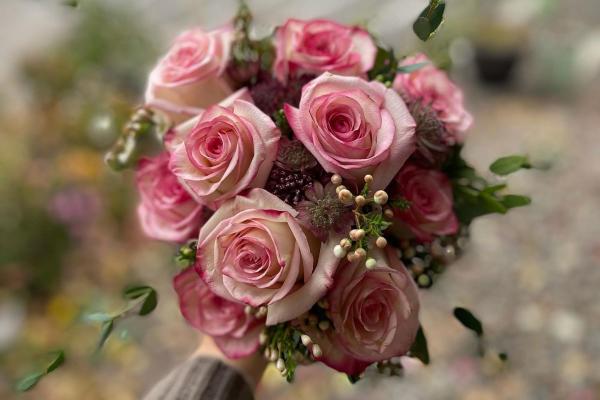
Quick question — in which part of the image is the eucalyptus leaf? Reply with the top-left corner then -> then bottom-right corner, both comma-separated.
413,17 -> 432,41
15,372 -> 44,392
46,351 -> 65,373
479,192 -> 508,214
397,62 -> 429,74
123,285 -> 152,300
409,326 -> 430,364
502,194 -> 531,209
139,289 -> 158,316
489,155 -> 531,176
97,320 -> 114,351
83,312 -> 113,322
453,307 -> 483,337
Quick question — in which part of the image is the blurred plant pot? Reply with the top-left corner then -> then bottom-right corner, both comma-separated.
474,46 -> 521,85
472,22 -> 528,86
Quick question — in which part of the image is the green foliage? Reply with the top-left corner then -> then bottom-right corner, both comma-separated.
274,109 -> 293,139
367,46 -> 399,83
489,155 -> 532,176
409,325 -> 430,365
413,0 -> 446,41
446,147 -> 532,225
85,285 -> 158,353
263,323 -> 309,382
15,350 -> 66,392
397,62 -> 429,74
453,307 -> 483,337
175,240 -> 198,268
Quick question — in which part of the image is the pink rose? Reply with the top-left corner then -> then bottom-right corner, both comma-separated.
135,152 -> 204,242
304,247 -> 420,376
174,266 -> 264,358
145,26 -> 234,124
273,19 -> 377,83
393,53 -> 473,144
196,188 -> 341,326
391,164 -> 459,241
285,72 -> 416,189
169,97 -> 280,209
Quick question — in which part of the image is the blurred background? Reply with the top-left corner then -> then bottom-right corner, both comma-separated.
0,0 -> 599,399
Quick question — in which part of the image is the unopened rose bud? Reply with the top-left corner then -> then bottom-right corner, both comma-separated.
374,190 -> 388,205
346,251 -> 356,262
376,236 -> 387,248
338,189 -> 353,204
364,174 -> 374,184
350,229 -> 365,241
255,306 -> 267,318
276,358 -> 285,371
336,185 -> 347,195
355,195 -> 366,207
269,349 -> 279,361
340,238 -> 352,250
365,258 -> 377,269
354,247 -> 367,259
259,332 -> 268,345
330,174 -> 343,185
312,344 -> 323,358
333,245 -> 346,259
301,334 -> 312,346
384,208 -> 394,218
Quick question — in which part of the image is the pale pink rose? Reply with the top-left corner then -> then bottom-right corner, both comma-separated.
393,53 -> 473,144
303,247 -> 420,375
196,188 -> 342,326
273,19 -> 377,83
390,164 -> 459,241
169,98 -> 280,209
174,266 -> 264,358
136,152 -> 204,243
285,72 -> 416,189
145,26 -> 234,124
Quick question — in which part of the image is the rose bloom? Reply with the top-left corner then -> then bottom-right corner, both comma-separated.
136,152 -> 204,243
273,19 -> 377,83
169,97 -> 280,209
145,26 -> 234,124
196,188 -> 341,326
393,53 -> 473,144
285,72 -> 416,189
174,266 -> 264,358
391,164 -> 459,241
303,247 -> 420,376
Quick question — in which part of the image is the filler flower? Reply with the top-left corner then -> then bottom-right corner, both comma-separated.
273,19 -> 376,83
146,26 -> 234,124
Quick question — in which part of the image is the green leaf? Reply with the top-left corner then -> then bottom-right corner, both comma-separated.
413,1 -> 446,41
409,325 -> 430,365
62,0 -> 79,7
482,184 -> 507,194
15,372 -> 44,392
97,320 -> 114,351
83,312 -> 113,322
46,351 -> 65,373
397,62 -> 429,74
502,194 -> 531,209
139,289 -> 158,316
453,307 -> 484,337
489,155 -> 531,176
123,285 -> 152,300
479,192 -> 508,214
413,17 -> 432,41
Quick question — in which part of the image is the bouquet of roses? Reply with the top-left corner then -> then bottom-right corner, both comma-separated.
105,1 -> 532,382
